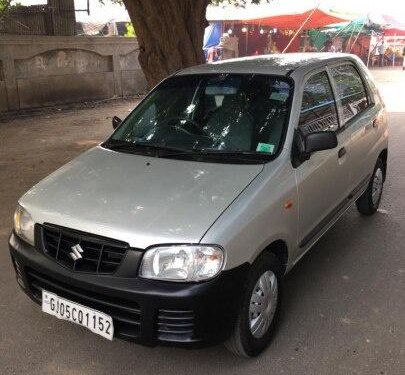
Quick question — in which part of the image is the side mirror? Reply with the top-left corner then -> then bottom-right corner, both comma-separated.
112,116 -> 122,130
305,131 -> 338,153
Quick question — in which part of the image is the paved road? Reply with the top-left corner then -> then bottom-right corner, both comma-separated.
0,69 -> 404,375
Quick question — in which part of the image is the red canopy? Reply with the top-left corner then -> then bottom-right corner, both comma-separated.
384,28 -> 405,36
245,8 -> 348,29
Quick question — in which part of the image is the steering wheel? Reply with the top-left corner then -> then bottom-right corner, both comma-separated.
159,116 -> 210,137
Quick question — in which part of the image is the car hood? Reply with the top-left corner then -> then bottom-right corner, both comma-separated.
20,146 -> 263,249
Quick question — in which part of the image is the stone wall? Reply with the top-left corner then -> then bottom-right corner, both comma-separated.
0,35 -> 148,112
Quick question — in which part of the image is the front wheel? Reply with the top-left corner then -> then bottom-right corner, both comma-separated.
225,253 -> 282,357
356,158 -> 384,216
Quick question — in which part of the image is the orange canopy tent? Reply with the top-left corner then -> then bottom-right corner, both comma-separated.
206,2 -> 352,30
205,3 -> 353,54
244,8 -> 348,30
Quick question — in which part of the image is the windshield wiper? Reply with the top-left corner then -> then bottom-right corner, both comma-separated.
103,140 -> 189,155
163,149 -> 272,163
103,141 -> 272,163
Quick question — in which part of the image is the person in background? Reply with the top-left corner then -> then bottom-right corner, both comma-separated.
377,40 -> 385,67
229,35 -> 239,58
207,46 -> 218,63
403,47 -> 405,71
324,39 -> 332,52
270,41 -> 279,54
218,33 -> 238,60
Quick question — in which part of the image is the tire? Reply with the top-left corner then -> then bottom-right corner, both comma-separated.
225,253 -> 283,357
356,158 -> 384,216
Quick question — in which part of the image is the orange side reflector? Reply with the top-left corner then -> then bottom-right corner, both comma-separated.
284,200 -> 293,209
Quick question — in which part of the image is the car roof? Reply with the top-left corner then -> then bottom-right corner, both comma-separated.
176,53 -> 358,77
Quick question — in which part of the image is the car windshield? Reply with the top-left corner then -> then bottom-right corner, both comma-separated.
107,73 -> 293,163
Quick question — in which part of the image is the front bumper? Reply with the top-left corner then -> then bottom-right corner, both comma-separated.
9,232 -> 249,348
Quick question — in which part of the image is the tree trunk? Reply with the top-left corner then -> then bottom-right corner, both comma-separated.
123,0 -> 210,88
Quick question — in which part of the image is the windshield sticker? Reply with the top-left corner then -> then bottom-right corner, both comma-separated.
256,143 -> 275,154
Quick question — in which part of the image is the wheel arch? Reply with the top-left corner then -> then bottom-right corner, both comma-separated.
378,148 -> 388,181
260,240 -> 289,276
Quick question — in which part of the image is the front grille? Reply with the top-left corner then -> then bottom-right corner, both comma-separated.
25,268 -> 141,340
157,309 -> 195,342
41,224 -> 128,274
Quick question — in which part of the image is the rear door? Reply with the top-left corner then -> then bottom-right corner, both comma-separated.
328,62 -> 381,191
295,68 -> 352,249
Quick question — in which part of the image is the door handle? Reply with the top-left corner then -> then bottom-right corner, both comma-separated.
366,119 -> 378,132
338,147 -> 346,158
373,119 -> 378,129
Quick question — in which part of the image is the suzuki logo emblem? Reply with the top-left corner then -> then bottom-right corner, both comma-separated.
69,244 -> 84,261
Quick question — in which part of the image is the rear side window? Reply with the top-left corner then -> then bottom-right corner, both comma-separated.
299,71 -> 339,135
329,64 -> 369,125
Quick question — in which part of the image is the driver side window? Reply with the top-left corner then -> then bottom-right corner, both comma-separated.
299,71 -> 339,136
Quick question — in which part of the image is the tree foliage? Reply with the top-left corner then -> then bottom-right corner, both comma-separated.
110,0 -> 267,5
0,0 -> 12,14
0,0 -> 10,24
210,0 -> 267,5
0,0 -> 21,21
124,22 -> 136,37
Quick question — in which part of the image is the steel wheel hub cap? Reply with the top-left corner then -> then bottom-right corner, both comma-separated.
372,168 -> 383,206
249,270 -> 278,338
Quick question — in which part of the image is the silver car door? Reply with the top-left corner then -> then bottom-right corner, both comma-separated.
294,68 -> 352,251
328,62 -> 383,191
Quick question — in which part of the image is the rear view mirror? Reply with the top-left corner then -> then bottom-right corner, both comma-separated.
305,131 -> 337,153
112,116 -> 122,130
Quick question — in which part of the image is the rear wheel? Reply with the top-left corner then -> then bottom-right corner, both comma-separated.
356,158 -> 384,216
225,253 -> 282,357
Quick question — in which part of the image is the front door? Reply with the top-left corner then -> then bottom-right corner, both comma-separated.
295,69 -> 352,250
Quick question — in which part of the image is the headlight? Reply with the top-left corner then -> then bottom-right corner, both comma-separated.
139,245 -> 224,282
14,204 -> 35,246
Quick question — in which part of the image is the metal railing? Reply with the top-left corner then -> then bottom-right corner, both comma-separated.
0,4 -> 75,36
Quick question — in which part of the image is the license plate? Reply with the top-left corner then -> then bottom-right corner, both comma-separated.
42,290 -> 114,340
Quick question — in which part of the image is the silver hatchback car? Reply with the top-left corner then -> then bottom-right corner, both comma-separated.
10,53 -> 388,357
